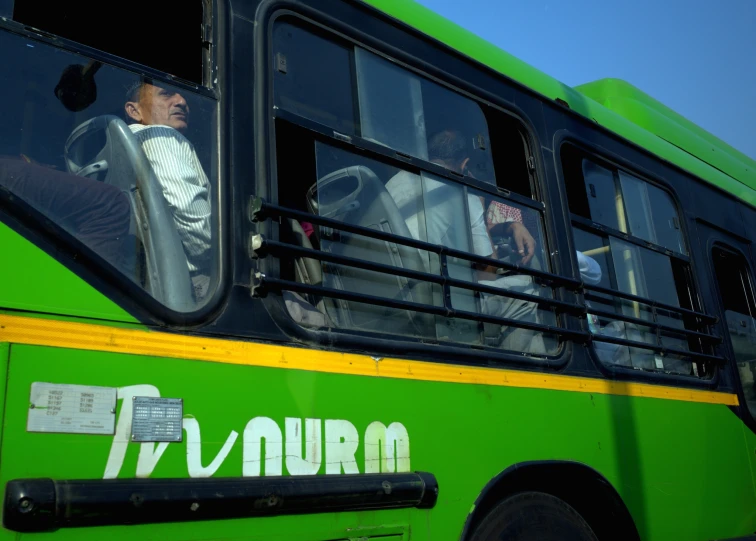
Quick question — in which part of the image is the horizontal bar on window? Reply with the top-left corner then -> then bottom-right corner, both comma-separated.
256,274 -> 589,343
259,237 -> 585,315
586,307 -> 722,344
274,109 -> 544,213
251,199 -> 582,290
591,334 -> 725,365
584,285 -> 717,325
571,215 -> 690,262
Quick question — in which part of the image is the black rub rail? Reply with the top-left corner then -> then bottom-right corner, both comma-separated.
3,472 -> 439,532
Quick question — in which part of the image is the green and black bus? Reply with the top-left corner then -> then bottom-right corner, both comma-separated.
0,0 -> 754,539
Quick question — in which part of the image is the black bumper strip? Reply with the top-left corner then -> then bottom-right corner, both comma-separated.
3,472 -> 439,532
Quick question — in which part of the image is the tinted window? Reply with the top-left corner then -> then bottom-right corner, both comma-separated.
563,145 -> 708,377
0,31 -> 218,312
712,247 -> 756,417
274,22 -> 357,135
583,160 -> 623,232
355,48 -> 496,183
272,21 -> 554,355
290,140 -> 556,354
619,171 -> 687,255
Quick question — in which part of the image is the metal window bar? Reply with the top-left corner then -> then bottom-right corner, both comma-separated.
250,198 -> 582,289
585,307 -> 721,344
250,198 -> 725,363
584,284 -> 716,325
255,274 -> 589,343
257,237 -> 584,315
589,332 -> 725,365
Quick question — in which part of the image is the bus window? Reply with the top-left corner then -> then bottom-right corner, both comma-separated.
619,171 -> 688,255
355,48 -> 496,184
270,20 -> 565,357
12,0 -> 205,84
272,21 -> 536,197
0,0 -> 11,18
563,144 -> 712,377
711,247 -> 756,417
273,22 -> 357,136
0,30 -> 218,312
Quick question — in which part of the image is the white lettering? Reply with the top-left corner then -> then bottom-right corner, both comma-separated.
102,384 -> 409,479
104,384 -> 168,479
184,417 -> 238,478
243,416 -> 282,476
325,419 -> 359,475
285,418 -> 322,475
364,421 -> 410,473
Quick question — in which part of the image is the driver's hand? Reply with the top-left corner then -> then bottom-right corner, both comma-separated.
507,222 -> 536,265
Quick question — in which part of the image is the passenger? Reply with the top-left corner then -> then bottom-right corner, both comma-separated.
386,129 -> 605,352
124,80 -> 212,300
0,156 -> 132,273
386,129 -> 546,352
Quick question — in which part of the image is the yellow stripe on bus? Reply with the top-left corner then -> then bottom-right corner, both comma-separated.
0,313 -> 739,406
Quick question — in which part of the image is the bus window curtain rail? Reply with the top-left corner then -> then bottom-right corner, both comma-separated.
3,472 -> 439,532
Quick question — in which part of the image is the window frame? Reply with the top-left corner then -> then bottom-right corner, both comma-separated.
709,242 -> 756,425
253,6 -> 583,368
0,12 -> 228,326
557,136 -> 722,385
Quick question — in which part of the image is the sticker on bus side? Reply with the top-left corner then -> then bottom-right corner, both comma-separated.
27,382 -> 117,435
103,384 -> 410,479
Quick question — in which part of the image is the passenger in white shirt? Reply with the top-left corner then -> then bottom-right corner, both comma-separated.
386,130 -> 600,353
124,81 -> 212,300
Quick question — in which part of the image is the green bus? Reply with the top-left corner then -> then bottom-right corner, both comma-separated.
0,0 -> 754,539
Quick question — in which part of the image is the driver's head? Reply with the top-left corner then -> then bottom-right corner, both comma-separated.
428,129 -> 470,175
125,80 -> 190,132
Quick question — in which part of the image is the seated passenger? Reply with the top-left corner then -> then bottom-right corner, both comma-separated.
386,129 -> 546,352
124,80 -> 212,300
0,155 -> 132,273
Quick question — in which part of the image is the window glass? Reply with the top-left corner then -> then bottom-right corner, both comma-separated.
583,238 -> 692,374
0,0 -> 11,18
355,49 -> 496,183
273,22 -> 357,136
313,141 -> 437,339
469,187 -> 557,353
712,248 -> 756,417
355,48 -> 428,159
582,159 -> 624,232
0,31 -> 217,312
619,171 -> 687,255
302,141 -> 556,354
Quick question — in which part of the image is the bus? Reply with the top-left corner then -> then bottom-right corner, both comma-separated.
0,0 -> 754,539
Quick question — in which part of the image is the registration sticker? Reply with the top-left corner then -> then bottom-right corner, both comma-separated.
27,382 -> 117,435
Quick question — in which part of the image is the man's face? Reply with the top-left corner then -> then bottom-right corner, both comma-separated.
126,84 -> 190,132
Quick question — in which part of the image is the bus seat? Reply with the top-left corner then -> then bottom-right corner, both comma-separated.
307,165 -> 435,338
283,218 -> 335,328
63,115 -> 194,311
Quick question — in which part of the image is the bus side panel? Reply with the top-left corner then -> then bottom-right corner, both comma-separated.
0,341 -> 753,540
0,223 -> 136,323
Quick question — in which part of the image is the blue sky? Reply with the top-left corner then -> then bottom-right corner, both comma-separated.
415,0 -> 756,161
